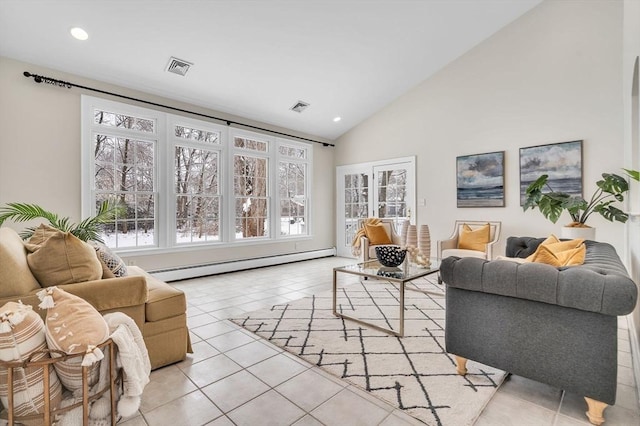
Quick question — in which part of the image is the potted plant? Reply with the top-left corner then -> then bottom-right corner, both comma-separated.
0,200 -> 120,243
523,172 -> 629,239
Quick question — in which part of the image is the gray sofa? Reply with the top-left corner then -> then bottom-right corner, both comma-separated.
440,237 -> 638,425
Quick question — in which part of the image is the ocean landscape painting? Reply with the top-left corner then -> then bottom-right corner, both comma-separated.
519,140 -> 583,205
456,151 -> 505,207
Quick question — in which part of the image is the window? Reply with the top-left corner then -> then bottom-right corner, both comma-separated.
233,135 -> 270,239
82,96 -> 312,252
91,108 -> 158,248
172,122 -> 222,244
279,144 -> 308,236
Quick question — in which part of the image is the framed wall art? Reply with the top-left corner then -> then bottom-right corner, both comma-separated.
456,151 -> 505,207
519,140 -> 583,205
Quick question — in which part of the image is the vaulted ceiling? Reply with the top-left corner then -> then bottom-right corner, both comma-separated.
0,0 -> 542,140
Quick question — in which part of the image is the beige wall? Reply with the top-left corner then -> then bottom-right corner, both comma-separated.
336,0 -> 625,255
0,56 -> 336,271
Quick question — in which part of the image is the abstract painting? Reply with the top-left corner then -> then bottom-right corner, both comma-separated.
519,140 -> 583,205
456,151 -> 505,207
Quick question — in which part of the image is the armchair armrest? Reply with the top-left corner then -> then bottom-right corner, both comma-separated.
361,236 -> 370,261
438,238 -> 457,253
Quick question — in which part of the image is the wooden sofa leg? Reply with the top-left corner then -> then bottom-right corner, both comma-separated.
584,397 -> 607,425
455,355 -> 468,376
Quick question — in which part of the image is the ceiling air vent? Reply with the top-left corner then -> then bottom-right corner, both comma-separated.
166,57 -> 193,76
290,100 -> 310,113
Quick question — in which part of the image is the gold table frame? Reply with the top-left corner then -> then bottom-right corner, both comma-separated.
332,259 -> 441,337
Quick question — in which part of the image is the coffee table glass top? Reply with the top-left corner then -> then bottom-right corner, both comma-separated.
335,259 -> 440,281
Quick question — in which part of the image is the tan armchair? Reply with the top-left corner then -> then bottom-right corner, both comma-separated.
437,220 -> 501,261
358,218 -> 402,262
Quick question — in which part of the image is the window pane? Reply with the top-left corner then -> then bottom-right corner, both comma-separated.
175,125 -> 220,144
174,145 -> 220,244
234,136 -> 267,152
94,109 -> 155,133
93,133 -> 156,248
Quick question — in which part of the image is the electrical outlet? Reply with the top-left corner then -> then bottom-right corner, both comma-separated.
127,259 -> 136,266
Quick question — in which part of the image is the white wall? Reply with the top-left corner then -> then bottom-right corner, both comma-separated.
0,56 -> 336,271
623,0 -> 640,395
336,0 -> 625,255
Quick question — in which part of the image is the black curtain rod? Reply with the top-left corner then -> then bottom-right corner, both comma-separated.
23,71 -> 335,147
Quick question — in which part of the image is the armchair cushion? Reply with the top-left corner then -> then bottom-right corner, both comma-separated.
458,223 -> 490,251
364,223 -> 392,245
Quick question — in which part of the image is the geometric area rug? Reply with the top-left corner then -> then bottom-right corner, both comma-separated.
230,277 -> 506,426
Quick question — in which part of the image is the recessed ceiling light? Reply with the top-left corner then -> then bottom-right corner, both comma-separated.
333,116 -> 342,122
70,27 -> 89,41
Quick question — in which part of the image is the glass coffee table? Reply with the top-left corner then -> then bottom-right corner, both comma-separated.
332,259 -> 441,337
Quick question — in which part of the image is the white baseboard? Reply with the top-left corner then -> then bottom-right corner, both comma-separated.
148,248 -> 336,282
628,314 -> 640,407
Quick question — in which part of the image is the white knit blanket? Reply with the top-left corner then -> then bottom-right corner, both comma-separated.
56,312 -> 151,425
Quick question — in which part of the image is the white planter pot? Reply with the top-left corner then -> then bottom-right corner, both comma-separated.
560,226 -> 596,240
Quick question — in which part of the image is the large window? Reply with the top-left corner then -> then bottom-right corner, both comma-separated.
233,135 -> 270,239
82,96 -> 312,251
278,144 -> 308,236
173,122 -> 221,244
91,108 -> 157,248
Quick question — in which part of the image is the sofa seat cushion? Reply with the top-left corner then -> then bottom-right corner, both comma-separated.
441,248 -> 487,259
128,266 -> 186,322
0,227 -> 40,297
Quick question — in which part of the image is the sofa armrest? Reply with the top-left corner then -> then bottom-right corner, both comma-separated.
54,275 -> 147,312
440,256 -> 638,316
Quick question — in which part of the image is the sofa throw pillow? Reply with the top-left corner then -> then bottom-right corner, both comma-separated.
458,223 -> 490,251
0,302 -> 63,422
526,235 -> 585,263
529,244 -> 586,267
37,287 -> 110,391
26,223 -> 60,246
364,224 -> 392,245
26,230 -> 102,287
90,241 -> 128,278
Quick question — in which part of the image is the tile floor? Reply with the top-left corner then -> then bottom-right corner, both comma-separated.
121,257 -> 640,426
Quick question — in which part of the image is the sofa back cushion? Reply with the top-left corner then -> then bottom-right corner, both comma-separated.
26,231 -> 102,287
0,227 -> 40,297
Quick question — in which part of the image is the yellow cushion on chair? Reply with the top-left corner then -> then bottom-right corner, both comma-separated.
458,223 -> 490,251
364,224 -> 392,245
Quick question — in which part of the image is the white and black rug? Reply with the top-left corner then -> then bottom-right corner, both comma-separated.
230,277 -> 505,426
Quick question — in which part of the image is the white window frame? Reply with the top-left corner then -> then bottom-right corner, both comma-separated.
81,95 -> 312,253
167,114 -> 227,247
276,139 -> 312,238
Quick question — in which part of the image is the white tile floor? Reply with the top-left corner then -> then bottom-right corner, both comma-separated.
121,257 -> 640,426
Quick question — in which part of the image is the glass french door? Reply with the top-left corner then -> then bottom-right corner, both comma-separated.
336,157 -> 415,258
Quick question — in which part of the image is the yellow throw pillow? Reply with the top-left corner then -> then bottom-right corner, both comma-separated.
26,230 -> 102,287
458,223 -> 490,251
526,235 -> 584,262
27,223 -> 60,246
529,244 -> 586,267
364,224 -> 393,245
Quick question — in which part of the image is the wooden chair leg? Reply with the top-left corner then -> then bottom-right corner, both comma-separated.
584,397 -> 608,425
455,355 -> 468,376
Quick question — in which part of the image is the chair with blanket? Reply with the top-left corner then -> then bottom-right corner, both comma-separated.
352,218 -> 402,262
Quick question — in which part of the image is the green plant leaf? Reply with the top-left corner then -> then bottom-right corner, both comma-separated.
623,168 -> 640,182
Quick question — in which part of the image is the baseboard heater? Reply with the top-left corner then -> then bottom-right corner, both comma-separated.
148,248 -> 337,282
